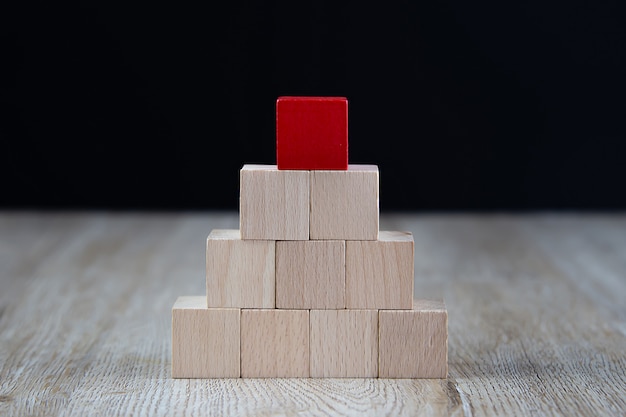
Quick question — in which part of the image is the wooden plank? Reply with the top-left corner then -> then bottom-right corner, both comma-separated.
239,165 -> 309,240
2,212 -> 626,416
378,299 -> 448,378
310,309 -> 378,378
310,165 -> 379,240
346,231 -> 414,309
240,309 -> 309,378
206,229 -> 275,308
275,240 -> 345,309
276,96 -> 348,170
171,296 -> 240,378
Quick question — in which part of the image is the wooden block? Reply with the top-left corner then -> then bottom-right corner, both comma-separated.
276,240 -> 345,309
171,296 -> 240,378
310,310 -> 378,378
276,96 -> 348,170
310,165 -> 379,240
241,309 -> 309,377
206,229 -> 275,308
378,300 -> 448,378
240,165 -> 309,240
346,231 -> 414,309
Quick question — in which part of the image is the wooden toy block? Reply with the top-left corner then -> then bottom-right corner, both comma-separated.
239,164 -> 309,240
310,165 -> 379,240
206,229 -> 275,308
310,309 -> 378,378
378,300 -> 448,378
171,296 -> 240,378
276,96 -> 348,170
346,231 -> 414,309
276,240 -> 345,309
241,309 -> 310,378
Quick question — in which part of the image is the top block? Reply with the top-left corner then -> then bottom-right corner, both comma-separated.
276,97 -> 348,170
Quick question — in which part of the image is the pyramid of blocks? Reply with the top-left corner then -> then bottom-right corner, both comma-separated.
171,97 -> 448,378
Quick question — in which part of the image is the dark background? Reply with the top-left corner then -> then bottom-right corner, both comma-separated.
3,1 -> 625,212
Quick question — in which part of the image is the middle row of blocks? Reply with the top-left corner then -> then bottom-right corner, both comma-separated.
206,229 -> 414,310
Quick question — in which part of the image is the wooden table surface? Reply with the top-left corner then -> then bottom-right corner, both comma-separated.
1,211 -> 625,416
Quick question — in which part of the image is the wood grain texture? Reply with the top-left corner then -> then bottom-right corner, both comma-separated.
346,230 -> 414,309
309,165 -> 379,240
379,299 -> 448,378
239,165 -> 309,240
276,240 -> 345,309
1,211 -> 625,416
205,229 -> 275,308
310,309 -> 378,378
171,296 -> 240,378
241,309 -> 310,378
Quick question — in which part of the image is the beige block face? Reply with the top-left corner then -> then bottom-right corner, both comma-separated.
310,165 -> 379,240
276,240 -> 345,309
171,296 -> 240,378
378,299 -> 448,378
240,309 -> 310,378
346,231 -> 414,309
239,165 -> 309,240
310,310 -> 378,378
206,229 -> 275,308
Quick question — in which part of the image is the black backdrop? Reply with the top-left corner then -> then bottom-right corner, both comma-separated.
3,1 -> 625,212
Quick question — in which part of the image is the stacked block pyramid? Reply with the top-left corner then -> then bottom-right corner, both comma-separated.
171,97 -> 448,378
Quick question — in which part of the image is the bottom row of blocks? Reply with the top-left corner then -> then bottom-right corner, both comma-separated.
172,296 -> 448,379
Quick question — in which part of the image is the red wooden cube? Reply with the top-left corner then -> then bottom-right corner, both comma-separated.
276,96 -> 348,170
